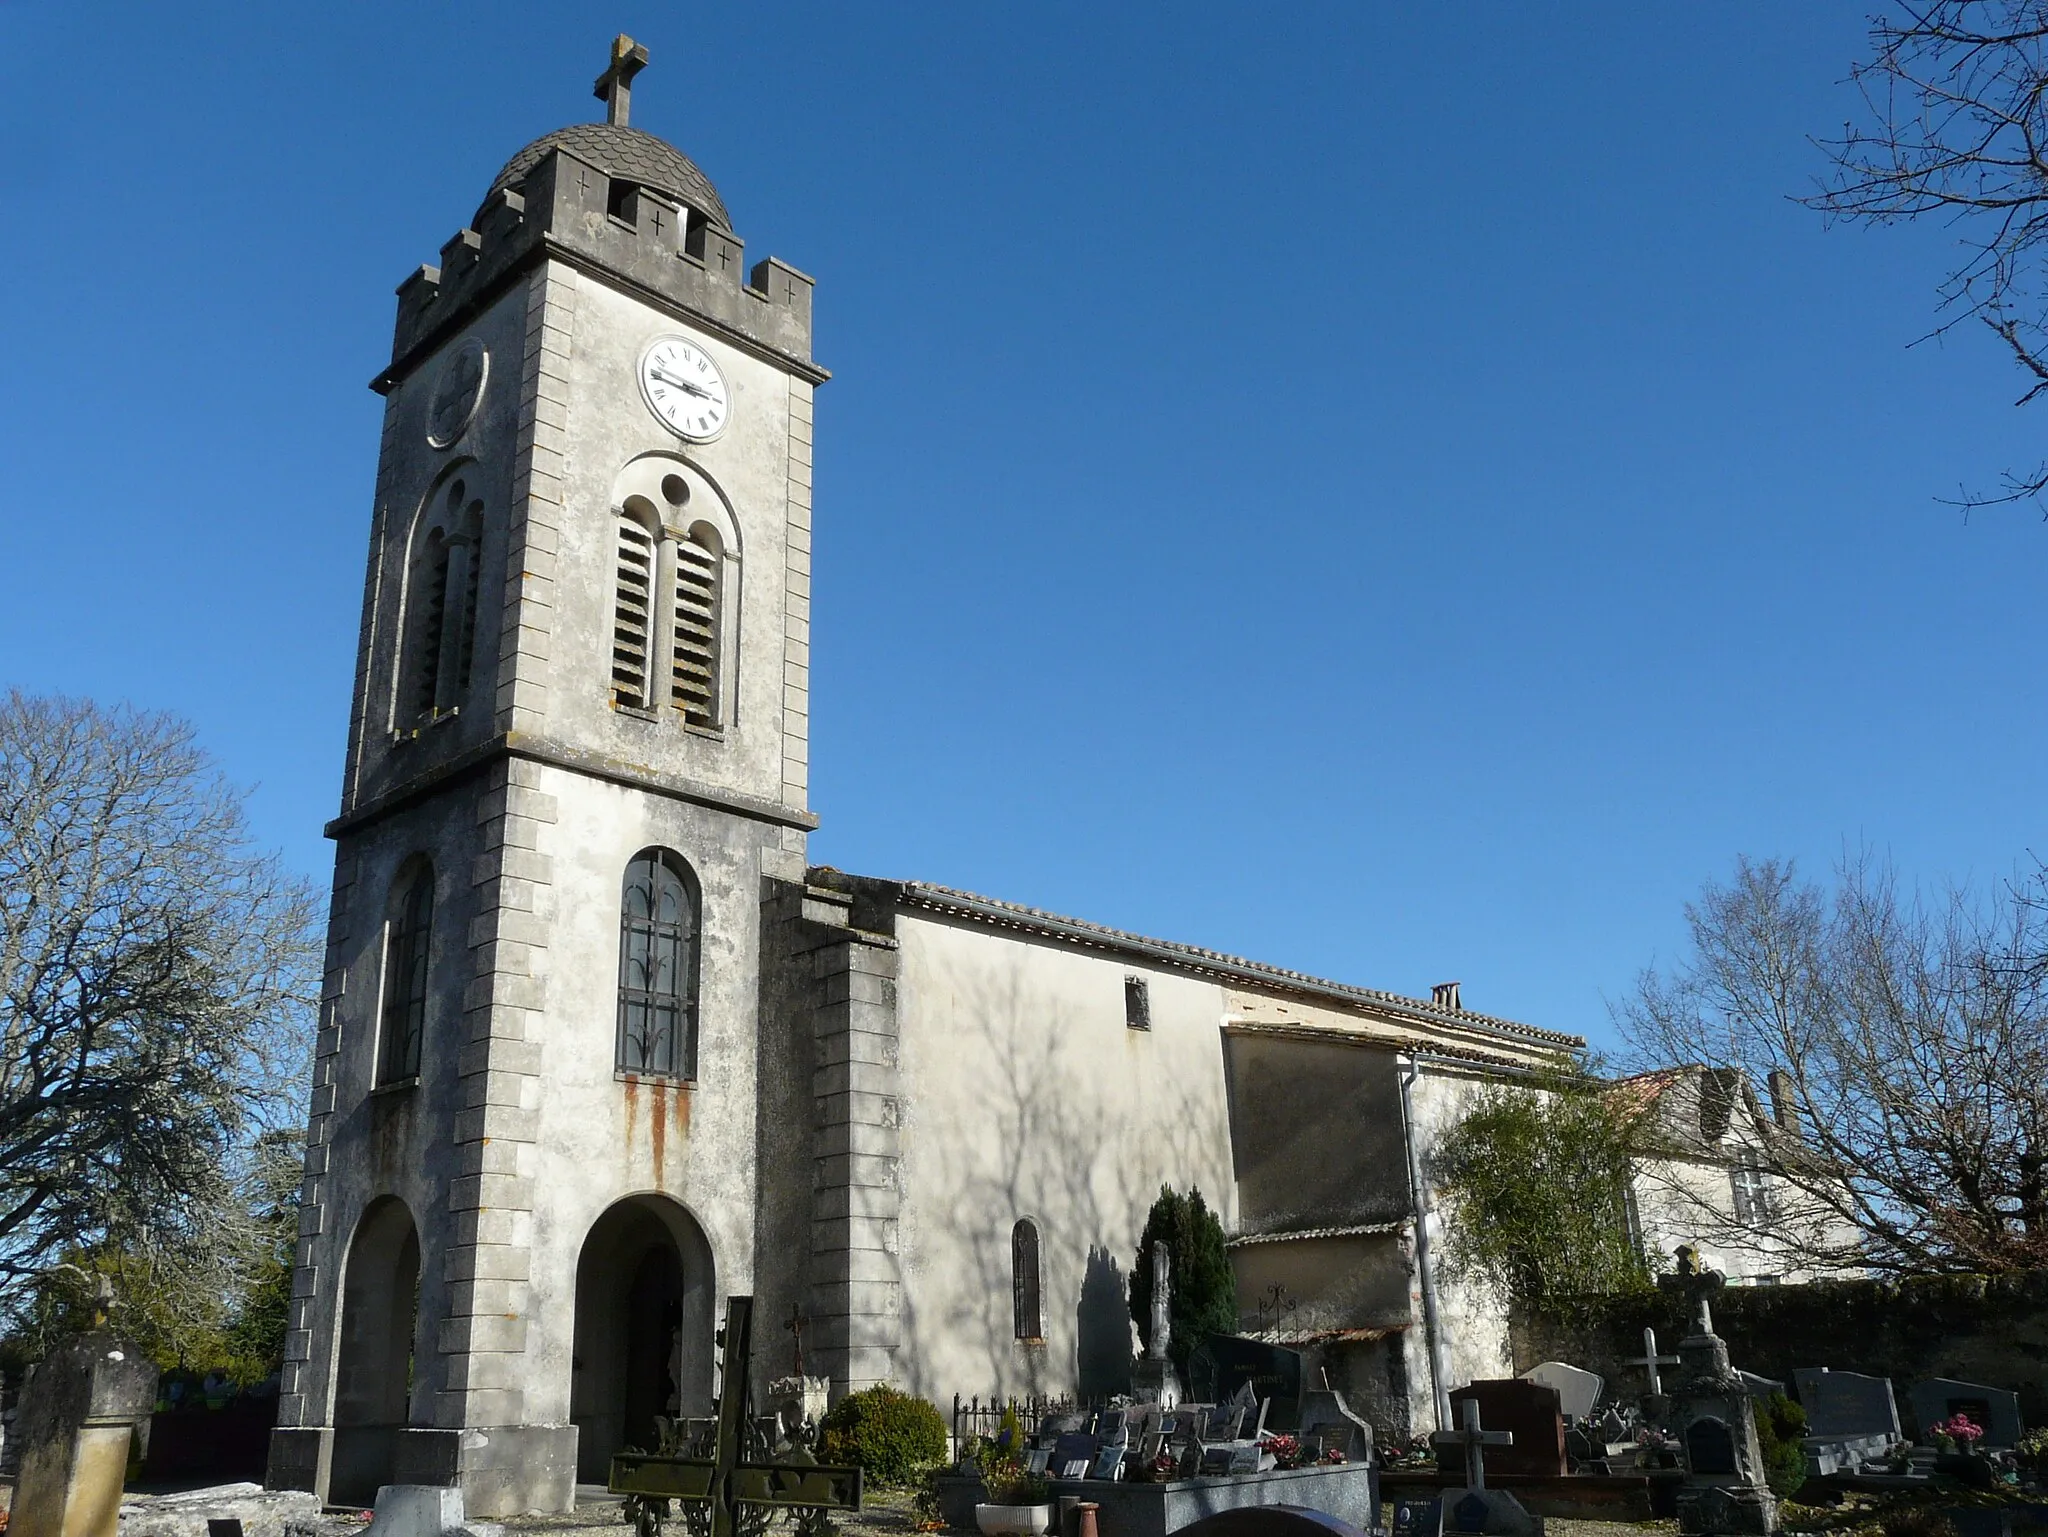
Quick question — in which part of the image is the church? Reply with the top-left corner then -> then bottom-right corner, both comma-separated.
266,40 -> 1586,1517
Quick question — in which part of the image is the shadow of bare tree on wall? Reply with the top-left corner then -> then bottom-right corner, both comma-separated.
893,932 -> 1236,1404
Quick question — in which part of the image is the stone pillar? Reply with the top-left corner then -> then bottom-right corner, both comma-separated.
11,1334 -> 158,1537
806,906 -> 903,1397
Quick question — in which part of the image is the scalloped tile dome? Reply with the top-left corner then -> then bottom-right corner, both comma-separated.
487,122 -> 730,230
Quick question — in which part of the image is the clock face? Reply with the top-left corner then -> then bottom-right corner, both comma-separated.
640,336 -> 730,442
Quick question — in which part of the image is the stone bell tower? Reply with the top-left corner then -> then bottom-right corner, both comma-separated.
269,38 -> 824,1515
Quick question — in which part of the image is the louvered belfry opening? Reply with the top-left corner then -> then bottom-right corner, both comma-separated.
413,533 -> 451,719
611,517 -> 656,708
670,532 -> 719,726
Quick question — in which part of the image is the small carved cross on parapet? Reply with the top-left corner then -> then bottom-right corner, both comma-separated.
1628,1326 -> 1681,1396
595,34 -> 650,127
1431,1399 -> 1513,1492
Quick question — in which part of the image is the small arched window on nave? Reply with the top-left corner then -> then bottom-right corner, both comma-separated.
616,848 -> 702,1080
1012,1218 -> 1043,1341
378,861 -> 434,1084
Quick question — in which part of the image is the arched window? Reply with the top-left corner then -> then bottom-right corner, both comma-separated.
616,849 -> 701,1080
1011,1219 -> 1042,1341
379,863 -> 434,1084
670,524 -> 722,728
406,477 -> 483,723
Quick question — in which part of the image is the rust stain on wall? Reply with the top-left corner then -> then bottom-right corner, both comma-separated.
651,1080 -> 668,1182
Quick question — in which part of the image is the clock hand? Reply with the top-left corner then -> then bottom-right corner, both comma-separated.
652,369 -> 714,400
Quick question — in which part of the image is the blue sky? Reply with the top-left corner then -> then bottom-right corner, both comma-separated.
2,4 -> 2041,1050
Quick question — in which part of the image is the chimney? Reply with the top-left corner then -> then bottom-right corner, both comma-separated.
1766,1069 -> 1798,1132
1431,981 -> 1462,1011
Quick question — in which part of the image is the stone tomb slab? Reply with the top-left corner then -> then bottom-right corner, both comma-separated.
1908,1378 -> 2023,1448
1443,1382 -> 1567,1479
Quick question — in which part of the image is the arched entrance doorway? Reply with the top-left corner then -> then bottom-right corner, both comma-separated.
571,1195 -> 716,1482
331,1196 -> 421,1506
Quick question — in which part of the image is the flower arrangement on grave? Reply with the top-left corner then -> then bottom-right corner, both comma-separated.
1383,1431 -> 1438,1469
973,1447 -> 1050,1508
1929,1413 -> 1985,1455
1256,1432 -> 1347,1470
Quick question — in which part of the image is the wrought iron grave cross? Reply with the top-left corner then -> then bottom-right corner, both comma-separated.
609,1295 -> 861,1537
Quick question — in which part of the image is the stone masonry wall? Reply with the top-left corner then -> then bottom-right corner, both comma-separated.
1512,1271 -> 2048,1433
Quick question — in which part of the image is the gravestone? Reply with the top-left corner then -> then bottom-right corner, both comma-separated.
11,1333 -> 160,1537
1908,1378 -> 2023,1449
1443,1382 -> 1567,1478
1052,1432 -> 1101,1480
1392,1499 -> 1443,1537
1297,1390 -> 1373,1465
1794,1370 -> 1899,1441
1187,1337 -> 1306,1430
1522,1364 -> 1603,1425
1793,1369 -> 1900,1476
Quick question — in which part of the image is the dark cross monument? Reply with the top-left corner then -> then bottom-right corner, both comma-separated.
1434,1399 -> 1512,1492
594,34 -> 651,128
1670,1293 -> 1778,1537
785,1304 -> 807,1377
609,1296 -> 862,1537
1431,1401 -> 1539,1537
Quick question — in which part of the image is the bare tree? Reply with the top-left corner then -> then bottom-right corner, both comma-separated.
1806,3 -> 2048,509
1618,854 -> 2048,1274
0,691 -> 320,1319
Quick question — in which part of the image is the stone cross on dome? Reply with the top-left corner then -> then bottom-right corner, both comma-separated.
594,34 -> 650,128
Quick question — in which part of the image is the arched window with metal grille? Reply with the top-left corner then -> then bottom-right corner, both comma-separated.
378,862 -> 434,1084
1011,1218 -> 1042,1341
616,848 -> 701,1079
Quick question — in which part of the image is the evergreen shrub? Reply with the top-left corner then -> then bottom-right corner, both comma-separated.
1753,1391 -> 1809,1498
819,1384 -> 948,1487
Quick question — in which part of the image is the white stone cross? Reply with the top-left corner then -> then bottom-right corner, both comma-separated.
1627,1327 -> 1681,1395
1431,1398 -> 1514,1491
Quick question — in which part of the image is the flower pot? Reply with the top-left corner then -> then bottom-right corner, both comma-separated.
975,1503 -> 1053,1536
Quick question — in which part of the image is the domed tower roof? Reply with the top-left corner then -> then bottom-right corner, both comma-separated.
486,122 -> 731,232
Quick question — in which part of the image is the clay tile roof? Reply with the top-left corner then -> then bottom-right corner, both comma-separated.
884,878 -> 1584,1049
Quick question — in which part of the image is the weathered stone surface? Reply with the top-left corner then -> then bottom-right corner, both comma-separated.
117,1483 -> 347,1537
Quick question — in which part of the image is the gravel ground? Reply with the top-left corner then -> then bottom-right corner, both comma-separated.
500,1487 -> 1678,1537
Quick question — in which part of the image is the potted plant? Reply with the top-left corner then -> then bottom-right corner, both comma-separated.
1929,1413 -> 1993,1488
973,1452 -> 1052,1536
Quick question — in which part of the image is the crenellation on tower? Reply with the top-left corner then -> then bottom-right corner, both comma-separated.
380,146 -> 822,402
